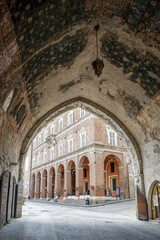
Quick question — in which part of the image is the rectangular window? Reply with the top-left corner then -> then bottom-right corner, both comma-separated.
109,132 -> 116,146
43,151 -> 47,163
112,178 -> 116,191
37,154 -> 41,165
51,125 -> 54,135
68,139 -> 73,153
33,139 -> 36,149
50,147 -> 54,160
43,131 -> 47,142
80,132 -> 86,148
67,112 -> 74,126
38,135 -> 41,145
59,144 -> 63,157
111,162 -> 114,173
59,119 -> 63,131
80,109 -> 85,118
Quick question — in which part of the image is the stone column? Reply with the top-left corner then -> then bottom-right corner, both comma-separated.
35,174 -> 39,199
41,176 -> 45,199
77,166 -> 83,196
54,164 -> 58,197
56,173 -> 61,196
47,171 -> 50,199
89,156 -> 96,197
64,163 -> 67,198
48,174 -> 52,199
31,178 -> 35,198
40,171 -> 43,199
66,169 -> 71,196
94,152 -> 105,196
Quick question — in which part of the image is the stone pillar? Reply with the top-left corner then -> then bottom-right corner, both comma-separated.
31,179 -> 35,198
94,152 -> 105,196
35,175 -> 40,199
77,166 -> 83,196
47,173 -> 50,199
64,163 -> 67,198
48,174 -> 52,199
42,176 -> 45,199
40,172 -> 43,199
56,173 -> 61,196
66,170 -> 71,196
34,177 -> 37,199
89,157 -> 96,196
54,164 -> 58,197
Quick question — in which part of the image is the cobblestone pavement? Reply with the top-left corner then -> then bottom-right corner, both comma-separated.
0,200 -> 160,240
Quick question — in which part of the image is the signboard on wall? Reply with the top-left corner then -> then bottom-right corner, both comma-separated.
106,188 -> 110,196
116,187 -> 120,196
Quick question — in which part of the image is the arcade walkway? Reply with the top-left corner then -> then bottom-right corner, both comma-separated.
0,200 -> 159,240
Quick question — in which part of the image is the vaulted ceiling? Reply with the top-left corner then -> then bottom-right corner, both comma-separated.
0,0 -> 160,177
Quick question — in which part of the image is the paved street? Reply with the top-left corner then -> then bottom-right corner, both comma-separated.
0,200 -> 160,240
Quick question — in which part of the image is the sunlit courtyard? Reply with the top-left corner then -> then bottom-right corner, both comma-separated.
0,200 -> 160,240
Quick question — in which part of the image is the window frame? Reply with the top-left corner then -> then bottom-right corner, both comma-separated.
80,108 -> 85,118
108,130 -> 117,146
43,130 -> 47,142
50,147 -> 54,160
59,118 -> 63,131
51,124 -> 54,135
59,144 -> 63,157
80,131 -> 86,148
43,149 -> 47,163
68,138 -> 73,153
38,135 -> 41,146
37,153 -> 41,165
67,111 -> 74,126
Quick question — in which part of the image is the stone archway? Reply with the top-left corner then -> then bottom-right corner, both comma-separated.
148,180 -> 160,220
78,157 -> 90,195
20,99 -> 142,192
67,161 -> 76,196
57,164 -> 65,197
19,98 -> 145,218
104,155 -> 121,198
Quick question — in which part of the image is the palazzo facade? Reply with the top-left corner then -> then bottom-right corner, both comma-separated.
24,108 -> 135,201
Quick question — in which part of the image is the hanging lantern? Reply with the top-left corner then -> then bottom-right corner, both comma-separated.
92,25 -> 104,77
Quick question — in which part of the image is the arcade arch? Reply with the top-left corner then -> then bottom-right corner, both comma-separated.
104,155 -> 120,198
148,181 -> 160,220
79,157 -> 90,195
57,164 -> 65,197
67,161 -> 76,196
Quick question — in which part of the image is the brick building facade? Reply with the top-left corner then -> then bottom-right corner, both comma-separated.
24,108 -> 135,202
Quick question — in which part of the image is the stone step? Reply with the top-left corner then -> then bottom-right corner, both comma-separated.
57,199 -> 86,205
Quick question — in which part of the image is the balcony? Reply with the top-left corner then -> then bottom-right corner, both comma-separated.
46,134 -> 56,147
